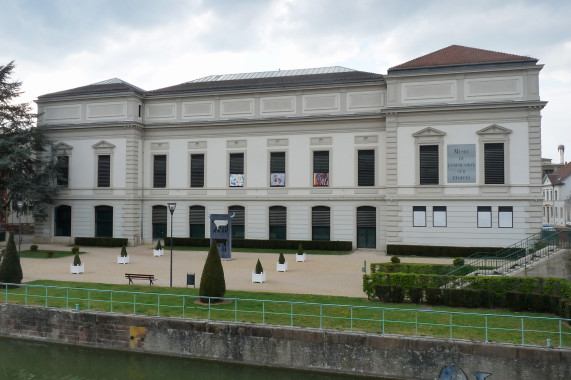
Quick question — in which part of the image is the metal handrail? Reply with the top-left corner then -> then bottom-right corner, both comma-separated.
1,282 -> 569,348
446,230 -> 566,276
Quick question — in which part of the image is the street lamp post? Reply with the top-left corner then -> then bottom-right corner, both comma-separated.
167,202 -> 176,287
16,201 -> 24,257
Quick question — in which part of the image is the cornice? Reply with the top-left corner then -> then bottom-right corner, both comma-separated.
381,101 -> 547,115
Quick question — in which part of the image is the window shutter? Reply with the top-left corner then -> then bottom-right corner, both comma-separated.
358,150 -> 375,186
228,205 -> 245,225
419,145 -> 438,185
484,143 -> 504,184
313,151 -> 329,173
152,205 -> 167,224
97,155 -> 110,187
229,153 -> 244,174
357,206 -> 376,227
270,152 -> 285,173
269,206 -> 286,226
190,154 -> 204,187
153,155 -> 167,188
312,206 -> 330,227
188,205 -> 205,224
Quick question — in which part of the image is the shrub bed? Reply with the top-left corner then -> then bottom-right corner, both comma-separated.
371,263 -> 456,275
74,237 -> 129,247
387,244 -> 502,257
363,272 -> 571,317
165,237 -> 352,251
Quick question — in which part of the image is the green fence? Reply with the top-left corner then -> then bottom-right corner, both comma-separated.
2,282 -> 570,348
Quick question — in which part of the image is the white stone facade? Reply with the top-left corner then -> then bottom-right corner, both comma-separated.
34,46 -> 546,250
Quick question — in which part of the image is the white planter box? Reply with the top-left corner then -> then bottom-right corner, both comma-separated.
296,253 -> 306,262
276,262 -> 288,272
117,256 -> 130,264
252,271 -> 266,283
70,264 -> 84,274
153,249 -> 164,257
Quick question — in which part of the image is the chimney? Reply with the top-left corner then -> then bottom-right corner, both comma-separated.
558,145 -> 565,164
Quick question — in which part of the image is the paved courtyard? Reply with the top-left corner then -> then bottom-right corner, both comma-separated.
8,239 -> 452,298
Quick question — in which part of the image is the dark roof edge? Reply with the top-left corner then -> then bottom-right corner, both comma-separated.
387,59 -> 539,75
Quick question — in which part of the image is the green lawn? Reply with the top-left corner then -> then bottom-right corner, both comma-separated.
4,280 -> 569,347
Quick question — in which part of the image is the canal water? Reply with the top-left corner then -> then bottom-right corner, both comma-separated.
0,337 -> 394,379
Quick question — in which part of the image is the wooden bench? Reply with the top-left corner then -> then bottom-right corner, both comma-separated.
125,273 -> 156,285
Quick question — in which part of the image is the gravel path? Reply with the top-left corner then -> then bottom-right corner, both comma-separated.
10,241 -> 452,298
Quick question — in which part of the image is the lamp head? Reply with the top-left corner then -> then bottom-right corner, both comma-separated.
167,202 -> 177,213
16,200 -> 24,210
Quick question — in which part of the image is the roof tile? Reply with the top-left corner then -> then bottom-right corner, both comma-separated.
388,45 -> 537,72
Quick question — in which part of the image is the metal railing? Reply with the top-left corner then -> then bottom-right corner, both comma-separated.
2,282 -> 569,348
447,230 -> 569,277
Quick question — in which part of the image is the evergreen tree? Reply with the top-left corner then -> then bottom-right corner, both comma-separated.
0,232 -> 23,284
255,258 -> 264,274
0,61 -> 60,221
199,241 -> 226,303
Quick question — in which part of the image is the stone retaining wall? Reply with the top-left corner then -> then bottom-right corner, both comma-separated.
0,304 -> 569,379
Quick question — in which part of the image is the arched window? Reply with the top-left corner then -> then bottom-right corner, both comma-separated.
54,205 -> 71,237
189,205 -> 205,238
357,206 -> 376,248
152,205 -> 167,240
269,206 -> 286,240
312,206 -> 330,241
95,206 -> 113,237
228,205 -> 245,239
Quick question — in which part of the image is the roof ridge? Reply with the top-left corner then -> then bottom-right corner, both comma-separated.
187,66 -> 360,83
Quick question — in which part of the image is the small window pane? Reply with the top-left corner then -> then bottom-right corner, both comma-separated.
498,206 -> 513,228
433,206 -> 447,227
413,206 -> 426,227
477,206 -> 492,228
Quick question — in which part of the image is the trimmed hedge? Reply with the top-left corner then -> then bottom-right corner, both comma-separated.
387,244 -> 502,258
165,237 -> 352,251
363,272 -> 571,301
371,263 -> 456,275
74,237 -> 129,247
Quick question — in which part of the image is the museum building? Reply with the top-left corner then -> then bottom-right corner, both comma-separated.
34,45 -> 546,250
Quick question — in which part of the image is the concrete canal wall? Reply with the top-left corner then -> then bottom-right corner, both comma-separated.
0,304 -> 568,379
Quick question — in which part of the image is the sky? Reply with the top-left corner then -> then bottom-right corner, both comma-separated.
1,0 -> 570,161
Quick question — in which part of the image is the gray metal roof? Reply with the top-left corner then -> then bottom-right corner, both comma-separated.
189,66 -> 355,83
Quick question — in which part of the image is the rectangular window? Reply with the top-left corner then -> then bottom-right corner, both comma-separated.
270,152 -> 286,187
229,205 -> 245,238
358,150 -> 375,186
484,143 -> 504,184
229,153 -> 244,187
498,206 -> 513,228
269,206 -> 287,240
433,206 -> 447,227
312,206 -> 330,240
189,206 -> 205,238
477,206 -> 492,228
313,151 -> 329,186
153,155 -> 167,188
555,190 -> 558,200
419,145 -> 439,185
190,154 -> 204,188
97,155 -> 110,187
413,206 -> 426,227
57,155 -> 69,187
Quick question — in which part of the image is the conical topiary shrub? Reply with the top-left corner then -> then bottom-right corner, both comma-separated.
199,241 -> 226,303
120,246 -> 128,257
0,232 -> 23,284
297,243 -> 303,255
278,252 -> 285,265
73,252 -> 82,266
255,258 -> 264,274
155,240 -> 162,250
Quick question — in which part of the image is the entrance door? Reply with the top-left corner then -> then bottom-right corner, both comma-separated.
95,206 -> 113,237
